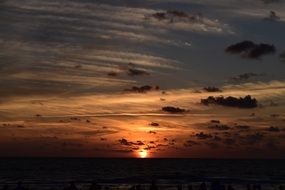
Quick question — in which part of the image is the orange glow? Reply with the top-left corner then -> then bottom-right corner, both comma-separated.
138,150 -> 148,158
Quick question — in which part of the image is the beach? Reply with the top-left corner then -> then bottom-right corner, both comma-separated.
0,158 -> 284,190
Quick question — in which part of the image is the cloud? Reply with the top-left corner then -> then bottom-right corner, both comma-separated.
144,145 -> 156,150
0,123 -> 25,129
248,44 -> 276,59
120,62 -> 152,77
201,95 -> 258,108
162,106 -> 186,113
208,124 -> 232,130
119,138 -> 132,146
203,87 -> 222,92
210,120 -> 221,124
195,132 -> 213,139
79,129 -> 116,137
119,138 -> 145,146
184,140 -> 199,147
265,126 -> 280,132
128,68 -> 150,76
124,85 -> 160,93
107,72 -> 119,77
150,10 -> 199,22
243,133 -> 264,144
225,41 -> 276,59
149,131 -> 157,134
146,9 -> 231,33
234,125 -> 251,130
149,122 -> 159,127
230,73 -> 265,82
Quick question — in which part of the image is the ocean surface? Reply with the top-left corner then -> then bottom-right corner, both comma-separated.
0,158 -> 284,190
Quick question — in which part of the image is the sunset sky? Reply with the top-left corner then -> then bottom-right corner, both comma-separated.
0,0 -> 285,158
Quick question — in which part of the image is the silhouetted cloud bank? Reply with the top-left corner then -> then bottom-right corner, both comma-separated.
225,41 -> 276,59
124,85 -> 159,93
162,106 -> 186,113
203,87 -> 222,92
201,95 -> 258,108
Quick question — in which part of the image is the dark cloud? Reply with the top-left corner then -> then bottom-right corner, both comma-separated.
124,85 -> 159,93
152,12 -> 167,20
225,41 -> 276,59
128,68 -> 150,76
210,120 -> 220,124
149,122 -> 160,127
149,10 -> 203,23
167,10 -> 189,18
270,114 -> 280,118
203,87 -> 222,92
248,44 -> 276,58
230,73 -> 264,82
119,138 -> 132,146
226,41 -> 256,53
201,95 -> 258,108
107,72 -> 118,77
144,145 -> 156,150
202,135 -> 223,148
136,141 -> 145,145
149,131 -> 157,134
121,63 -> 150,76
265,126 -> 280,132
70,117 -> 81,121
162,106 -> 186,113
195,132 -> 213,139
243,133 -> 264,144
157,143 -> 168,147
1,123 -> 24,128
74,64 -> 82,69
234,125 -> 251,130
208,124 -> 232,130
79,129 -> 116,137
119,138 -> 145,146
163,139 -> 177,146
184,140 -> 199,147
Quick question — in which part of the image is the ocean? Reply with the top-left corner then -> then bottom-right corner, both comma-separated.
0,158 -> 284,190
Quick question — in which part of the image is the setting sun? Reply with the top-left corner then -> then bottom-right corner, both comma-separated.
138,150 -> 148,158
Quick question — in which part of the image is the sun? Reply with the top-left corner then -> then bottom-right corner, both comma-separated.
138,150 -> 148,158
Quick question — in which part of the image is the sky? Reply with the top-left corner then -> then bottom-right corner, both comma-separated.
0,0 -> 285,158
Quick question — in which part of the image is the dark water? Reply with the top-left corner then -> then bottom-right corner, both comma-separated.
0,158 -> 284,189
